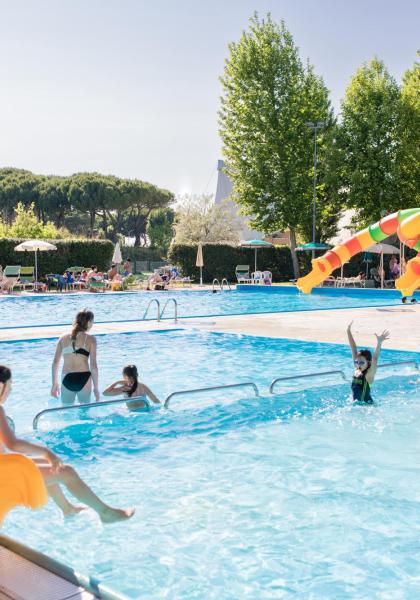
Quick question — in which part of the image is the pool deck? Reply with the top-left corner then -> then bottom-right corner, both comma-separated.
1,304 -> 419,352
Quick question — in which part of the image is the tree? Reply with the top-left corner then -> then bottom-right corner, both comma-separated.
397,53 -> 420,206
219,14 -> 338,277
338,58 -> 401,227
7,202 -> 69,239
146,208 -> 175,251
172,194 -> 240,244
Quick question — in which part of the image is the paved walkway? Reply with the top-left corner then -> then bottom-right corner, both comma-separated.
1,305 -> 419,352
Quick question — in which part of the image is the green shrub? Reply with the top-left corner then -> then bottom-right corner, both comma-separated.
0,238 -> 114,277
168,243 -> 310,283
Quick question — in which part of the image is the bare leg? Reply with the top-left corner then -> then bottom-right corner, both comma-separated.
76,378 -> 92,405
61,385 -> 77,406
33,458 -> 85,517
47,484 -> 86,517
38,463 -> 135,523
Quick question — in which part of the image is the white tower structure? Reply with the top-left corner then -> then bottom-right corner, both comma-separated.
214,160 -> 263,241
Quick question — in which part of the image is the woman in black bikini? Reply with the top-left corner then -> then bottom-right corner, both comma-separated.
347,321 -> 390,404
51,309 -> 99,405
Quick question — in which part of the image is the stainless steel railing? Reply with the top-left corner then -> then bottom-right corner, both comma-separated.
221,278 -> 231,291
142,298 -> 161,321
212,278 -> 221,292
33,395 -> 152,430
160,298 -> 178,322
164,382 -> 259,408
377,360 -> 419,371
269,370 -> 347,394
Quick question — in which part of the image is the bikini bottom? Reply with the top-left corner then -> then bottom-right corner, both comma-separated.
62,371 -> 91,393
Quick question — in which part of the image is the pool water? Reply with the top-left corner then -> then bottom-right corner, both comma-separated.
2,331 -> 420,599
0,286 -> 409,328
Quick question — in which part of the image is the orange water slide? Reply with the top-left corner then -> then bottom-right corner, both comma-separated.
297,209 -> 420,296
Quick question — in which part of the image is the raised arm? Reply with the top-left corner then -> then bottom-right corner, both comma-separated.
0,407 -> 62,471
369,330 -> 390,379
103,380 -> 128,396
51,338 -> 63,397
140,383 -> 161,405
347,321 -> 358,360
89,336 -> 100,402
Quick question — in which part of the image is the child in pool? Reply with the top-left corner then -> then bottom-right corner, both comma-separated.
103,365 -> 161,411
347,321 -> 390,404
0,365 -> 134,523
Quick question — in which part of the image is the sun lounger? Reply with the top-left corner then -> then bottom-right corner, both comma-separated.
0,266 -> 21,293
88,278 -> 107,292
235,265 -> 252,284
18,266 -> 35,290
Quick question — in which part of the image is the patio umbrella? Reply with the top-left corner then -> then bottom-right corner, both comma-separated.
365,243 -> 400,289
241,239 -> 273,272
295,242 -> 331,252
196,242 -> 204,286
112,242 -> 122,266
296,242 -> 331,260
14,239 -> 57,282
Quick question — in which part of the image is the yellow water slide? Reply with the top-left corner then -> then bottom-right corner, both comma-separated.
297,209 -> 420,297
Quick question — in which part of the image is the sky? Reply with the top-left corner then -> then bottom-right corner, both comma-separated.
0,0 -> 418,197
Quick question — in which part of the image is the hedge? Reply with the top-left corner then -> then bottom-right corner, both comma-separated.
0,238 -> 114,277
168,243 -> 310,283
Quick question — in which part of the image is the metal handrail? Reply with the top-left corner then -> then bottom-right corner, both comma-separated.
377,360 -> 419,371
33,395 -> 152,430
142,298 -> 161,321
212,278 -> 221,292
221,278 -> 231,291
164,382 -> 259,408
269,370 -> 347,394
160,298 -> 178,322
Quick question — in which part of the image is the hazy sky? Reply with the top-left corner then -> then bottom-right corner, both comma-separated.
0,0 -> 418,196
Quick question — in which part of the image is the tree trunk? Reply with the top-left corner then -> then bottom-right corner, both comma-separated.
289,227 -> 300,279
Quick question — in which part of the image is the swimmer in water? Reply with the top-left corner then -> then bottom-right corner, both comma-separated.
103,365 -> 161,411
347,321 -> 390,404
0,365 -> 134,523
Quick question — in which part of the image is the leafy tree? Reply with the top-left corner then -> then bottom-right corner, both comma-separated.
338,58 -> 401,227
397,53 -> 420,205
146,207 -> 175,251
0,168 -> 41,224
7,202 -> 70,239
172,194 -> 240,245
219,14 -> 338,276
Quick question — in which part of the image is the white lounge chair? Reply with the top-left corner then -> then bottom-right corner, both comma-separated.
235,265 -> 252,284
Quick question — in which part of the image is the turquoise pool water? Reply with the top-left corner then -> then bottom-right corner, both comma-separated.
0,286 -> 409,328
2,331 -> 420,598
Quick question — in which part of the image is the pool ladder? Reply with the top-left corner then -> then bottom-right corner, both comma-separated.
212,278 -> 231,292
143,299 -> 161,321
142,298 -> 178,322
160,298 -> 178,322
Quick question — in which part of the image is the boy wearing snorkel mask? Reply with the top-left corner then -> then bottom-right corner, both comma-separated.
347,321 -> 390,404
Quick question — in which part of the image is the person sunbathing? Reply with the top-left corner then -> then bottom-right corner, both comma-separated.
0,365 -> 134,523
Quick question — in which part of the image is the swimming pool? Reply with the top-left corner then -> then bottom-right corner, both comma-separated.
0,286 -> 412,328
2,330 -> 420,598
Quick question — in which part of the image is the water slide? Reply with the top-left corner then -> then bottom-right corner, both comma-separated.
0,454 -> 48,525
297,208 -> 420,297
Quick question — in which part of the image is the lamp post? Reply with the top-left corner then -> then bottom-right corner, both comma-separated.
305,121 -> 325,259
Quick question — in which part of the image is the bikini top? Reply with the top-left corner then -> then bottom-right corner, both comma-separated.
62,334 -> 90,358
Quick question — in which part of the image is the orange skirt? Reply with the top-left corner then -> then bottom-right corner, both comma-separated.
0,454 -> 48,525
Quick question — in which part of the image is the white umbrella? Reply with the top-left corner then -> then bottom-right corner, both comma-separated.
14,239 -> 57,282
196,242 -> 204,286
366,243 -> 400,289
112,242 -> 122,265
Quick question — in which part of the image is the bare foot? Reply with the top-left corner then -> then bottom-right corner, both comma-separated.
100,507 -> 135,524
63,505 -> 87,518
